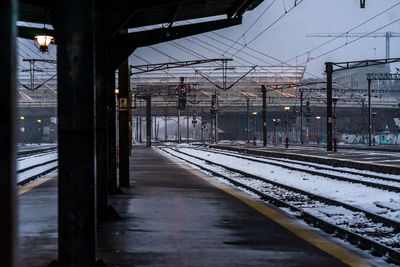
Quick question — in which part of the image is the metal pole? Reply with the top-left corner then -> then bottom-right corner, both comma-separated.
57,0 -> 96,264
333,101 -> 337,152
368,79 -> 372,146
300,90 -> 303,144
326,62 -> 333,151
285,110 -> 289,148
253,115 -> 257,146
146,96 -> 151,147
165,113 -> 167,141
0,0 -> 17,264
246,97 -> 250,143
215,95 -> 218,144
187,109 -> 189,143
261,85 -> 267,146
136,117 -> 139,142
178,110 -> 181,143
361,99 -> 365,144
154,116 -> 157,140
139,116 -> 142,142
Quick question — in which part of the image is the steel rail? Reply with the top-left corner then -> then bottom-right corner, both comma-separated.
193,146 -> 400,190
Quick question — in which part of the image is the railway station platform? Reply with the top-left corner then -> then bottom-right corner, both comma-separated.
19,145 -> 376,266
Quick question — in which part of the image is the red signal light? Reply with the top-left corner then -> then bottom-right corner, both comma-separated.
180,87 -> 185,92
212,104 -> 215,109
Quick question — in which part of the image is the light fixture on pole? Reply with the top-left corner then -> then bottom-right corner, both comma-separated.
252,112 -> 257,146
34,34 -> 54,53
20,117 -> 25,146
37,119 -> 42,145
315,116 -> 321,144
284,107 -> 290,148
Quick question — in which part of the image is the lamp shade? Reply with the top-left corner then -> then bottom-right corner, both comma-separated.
34,35 -> 54,52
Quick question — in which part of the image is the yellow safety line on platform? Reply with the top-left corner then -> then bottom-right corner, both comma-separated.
156,148 -> 371,267
19,173 -> 57,195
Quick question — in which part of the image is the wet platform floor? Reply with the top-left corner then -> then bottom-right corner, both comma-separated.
19,145 -> 373,266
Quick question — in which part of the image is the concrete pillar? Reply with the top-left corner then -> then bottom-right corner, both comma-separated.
94,8 -> 108,221
0,0 -> 17,265
118,57 -> 130,187
107,72 -> 117,192
56,0 -> 96,264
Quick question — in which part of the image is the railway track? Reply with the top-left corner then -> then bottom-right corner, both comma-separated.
17,146 -> 57,157
191,146 -> 400,193
17,150 -> 58,186
159,146 -> 400,264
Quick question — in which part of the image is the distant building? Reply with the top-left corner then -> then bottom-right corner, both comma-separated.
333,64 -> 391,90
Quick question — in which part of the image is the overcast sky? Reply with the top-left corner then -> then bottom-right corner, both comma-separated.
132,0 -> 400,78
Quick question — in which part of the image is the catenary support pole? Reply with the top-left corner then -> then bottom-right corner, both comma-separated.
56,0 -> 96,264
118,55 -> 130,187
246,97 -> 249,143
178,110 -> 181,143
368,78 -> 372,146
326,62 -> 333,151
146,96 -> 152,147
261,85 -> 267,146
165,113 -> 167,141
187,109 -> 189,143
0,0 -> 17,265
300,90 -> 303,144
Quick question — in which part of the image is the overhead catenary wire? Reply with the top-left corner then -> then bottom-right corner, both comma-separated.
285,1 -> 400,63
231,0 -> 305,57
303,17 -> 400,64
223,0 -> 278,56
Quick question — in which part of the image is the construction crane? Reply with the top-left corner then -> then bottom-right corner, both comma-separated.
306,32 -> 400,60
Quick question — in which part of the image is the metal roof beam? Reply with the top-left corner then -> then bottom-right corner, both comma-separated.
109,16 -> 242,70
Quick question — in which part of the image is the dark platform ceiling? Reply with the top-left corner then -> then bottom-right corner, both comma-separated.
19,0 -> 264,28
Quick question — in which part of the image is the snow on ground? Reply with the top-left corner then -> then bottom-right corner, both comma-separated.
169,146 -> 400,222
17,152 -> 58,170
17,151 -> 58,184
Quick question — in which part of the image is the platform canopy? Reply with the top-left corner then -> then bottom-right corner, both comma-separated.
18,0 -> 264,27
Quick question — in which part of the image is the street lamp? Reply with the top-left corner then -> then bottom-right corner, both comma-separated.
332,97 -> 338,152
315,116 -> 321,144
272,118 -> 280,147
37,119 -> 42,145
284,107 -> 290,148
20,116 -> 25,146
372,112 -> 377,146
34,34 -> 54,53
252,112 -> 257,146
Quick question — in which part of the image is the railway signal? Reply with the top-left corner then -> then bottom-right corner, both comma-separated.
177,77 -> 186,110
210,94 -> 217,116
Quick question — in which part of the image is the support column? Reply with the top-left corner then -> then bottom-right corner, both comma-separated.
118,57 -> 130,187
94,11 -> 108,221
261,85 -> 267,147
0,0 -> 17,265
146,96 -> 152,147
107,72 -> 117,192
56,0 -> 96,264
326,62 -> 333,151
